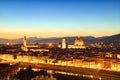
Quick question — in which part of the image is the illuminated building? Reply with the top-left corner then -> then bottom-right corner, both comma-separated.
74,37 -> 84,46
117,54 -> 120,59
21,36 -> 39,51
23,36 -> 27,47
58,36 -> 85,49
1,53 -> 120,72
68,37 -> 85,49
6,42 -> 15,45
21,36 -> 28,51
48,43 -> 53,48
21,36 -> 49,52
58,43 -> 62,48
62,38 -> 66,49
58,38 -> 67,49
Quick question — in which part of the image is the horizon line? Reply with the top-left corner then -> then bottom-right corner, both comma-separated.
0,33 -> 119,40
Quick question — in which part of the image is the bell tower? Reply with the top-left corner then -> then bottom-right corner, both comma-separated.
23,36 -> 27,47
62,37 -> 66,49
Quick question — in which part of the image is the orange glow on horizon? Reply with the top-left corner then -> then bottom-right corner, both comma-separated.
0,32 -> 119,39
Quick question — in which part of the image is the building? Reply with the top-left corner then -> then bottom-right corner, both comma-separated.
21,36 -> 49,52
21,36 -> 39,51
58,37 -> 85,49
62,38 -> 67,49
58,37 -> 67,49
68,37 -> 85,49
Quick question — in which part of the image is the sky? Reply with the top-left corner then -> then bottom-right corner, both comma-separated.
0,0 -> 120,39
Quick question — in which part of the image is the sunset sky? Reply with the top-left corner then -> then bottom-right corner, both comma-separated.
0,0 -> 120,39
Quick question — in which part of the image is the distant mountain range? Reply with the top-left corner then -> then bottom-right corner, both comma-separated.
0,34 -> 120,45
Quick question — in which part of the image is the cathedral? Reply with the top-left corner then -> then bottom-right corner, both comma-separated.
58,37 -> 86,49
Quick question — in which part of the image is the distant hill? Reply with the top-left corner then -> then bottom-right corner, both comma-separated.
99,34 -> 120,44
0,34 -> 119,45
0,38 -> 23,44
33,36 -> 97,44
0,37 -> 38,44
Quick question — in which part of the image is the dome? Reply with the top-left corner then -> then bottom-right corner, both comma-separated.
74,37 -> 84,46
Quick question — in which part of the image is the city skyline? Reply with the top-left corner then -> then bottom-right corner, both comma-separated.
0,0 -> 120,39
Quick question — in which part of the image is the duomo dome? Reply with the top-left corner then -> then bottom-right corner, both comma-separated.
74,37 -> 84,46
59,36 -> 86,49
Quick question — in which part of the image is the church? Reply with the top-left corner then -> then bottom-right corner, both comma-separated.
58,37 -> 86,49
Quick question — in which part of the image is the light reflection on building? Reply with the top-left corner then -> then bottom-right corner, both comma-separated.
68,37 -> 85,49
1,54 -> 120,72
58,37 -> 86,49
61,38 -> 66,49
21,36 -> 49,52
48,43 -> 53,48
21,36 -> 39,51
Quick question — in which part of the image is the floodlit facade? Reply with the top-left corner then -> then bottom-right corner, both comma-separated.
21,36 -> 49,52
62,38 -> 67,49
58,37 -> 85,49
21,36 -> 39,51
68,37 -> 85,49
1,54 -> 120,72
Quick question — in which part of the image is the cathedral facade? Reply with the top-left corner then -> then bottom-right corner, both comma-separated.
58,37 -> 86,49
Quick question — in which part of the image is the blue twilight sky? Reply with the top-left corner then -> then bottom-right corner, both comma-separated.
0,0 -> 120,39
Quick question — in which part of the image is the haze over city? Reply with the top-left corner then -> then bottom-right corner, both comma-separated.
0,0 -> 120,39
